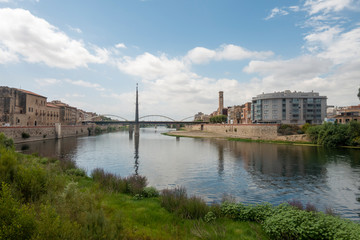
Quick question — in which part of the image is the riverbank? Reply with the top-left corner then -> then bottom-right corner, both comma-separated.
166,129 -> 314,145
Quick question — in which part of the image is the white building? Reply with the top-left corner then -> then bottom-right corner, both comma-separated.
251,90 -> 327,125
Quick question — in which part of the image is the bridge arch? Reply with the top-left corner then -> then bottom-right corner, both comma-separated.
180,116 -> 194,121
85,114 -> 129,121
139,115 -> 176,122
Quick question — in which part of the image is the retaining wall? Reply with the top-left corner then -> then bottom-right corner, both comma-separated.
185,124 -> 310,142
0,124 -> 95,143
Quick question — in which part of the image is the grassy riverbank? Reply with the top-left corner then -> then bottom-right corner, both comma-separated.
1,133 -> 360,239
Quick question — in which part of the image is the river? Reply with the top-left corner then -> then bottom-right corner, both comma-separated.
16,127 -> 360,221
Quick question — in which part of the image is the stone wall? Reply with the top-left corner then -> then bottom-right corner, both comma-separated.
0,124 -> 92,143
185,124 -> 311,142
186,124 -> 279,139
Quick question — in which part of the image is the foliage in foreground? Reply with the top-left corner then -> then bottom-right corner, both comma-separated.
221,202 -> 360,240
306,121 -> 360,147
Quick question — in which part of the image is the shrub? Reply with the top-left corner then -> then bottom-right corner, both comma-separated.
204,211 -> 216,223
15,164 -> 47,202
161,187 -> 187,213
91,168 -> 127,193
21,132 -> 30,139
0,183 -> 36,240
277,124 -> 301,135
288,199 -> 304,210
0,147 -> 18,183
66,168 -> 86,177
125,174 -> 147,195
306,121 -> 360,147
142,186 -> 159,198
0,133 -> 14,149
178,195 -> 208,219
161,187 -> 208,219
263,204 -> 360,240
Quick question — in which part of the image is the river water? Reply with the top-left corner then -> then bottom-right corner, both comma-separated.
16,127 -> 360,221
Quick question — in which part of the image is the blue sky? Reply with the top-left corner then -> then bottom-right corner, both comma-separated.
1,0 -> 359,120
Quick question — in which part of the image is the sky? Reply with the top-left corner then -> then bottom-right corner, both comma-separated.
0,0 -> 360,120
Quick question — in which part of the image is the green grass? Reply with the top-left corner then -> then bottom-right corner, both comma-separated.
228,137 -> 318,146
102,193 -> 269,240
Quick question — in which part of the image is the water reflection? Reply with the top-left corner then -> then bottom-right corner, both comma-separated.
134,134 -> 139,175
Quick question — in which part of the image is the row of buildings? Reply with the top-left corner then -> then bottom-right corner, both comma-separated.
196,90 -> 359,125
0,86 -> 97,127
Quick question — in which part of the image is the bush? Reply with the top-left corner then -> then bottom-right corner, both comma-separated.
263,204 -> 360,240
161,187 -> 187,213
66,168 -> 86,177
15,164 -> 47,202
142,186 -> 159,198
204,211 -> 216,223
277,124 -> 302,135
0,147 -> 18,183
125,174 -> 147,195
91,168 -> 126,193
21,132 -> 30,139
161,187 -> 209,219
0,133 -> 14,150
210,115 -> 227,123
0,183 -> 36,240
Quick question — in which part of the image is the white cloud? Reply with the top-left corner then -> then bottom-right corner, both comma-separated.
0,45 -> 18,63
244,55 -> 332,81
115,43 -> 127,49
265,7 -> 289,20
68,25 -> 82,34
186,47 -> 216,64
304,0 -> 354,15
185,44 -> 273,64
117,52 -> 189,81
64,79 -> 106,91
35,78 -> 61,86
318,27 -> 360,64
0,8 -> 108,68
0,0 -> 9,3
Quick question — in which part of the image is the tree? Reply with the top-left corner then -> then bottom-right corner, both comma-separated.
210,115 -> 227,123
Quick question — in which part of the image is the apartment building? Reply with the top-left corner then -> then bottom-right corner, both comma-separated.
251,90 -> 327,125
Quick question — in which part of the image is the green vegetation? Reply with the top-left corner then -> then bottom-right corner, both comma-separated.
1,132 -> 359,239
277,124 -> 304,135
21,132 -> 30,139
306,121 -> 360,147
210,115 -> 227,123
228,137 -> 315,146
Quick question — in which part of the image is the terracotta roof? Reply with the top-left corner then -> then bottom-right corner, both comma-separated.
46,103 -> 60,108
16,88 -> 46,98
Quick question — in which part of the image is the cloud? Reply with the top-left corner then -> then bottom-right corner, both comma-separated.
35,78 -> 61,86
68,25 -> 82,34
117,52 -> 189,81
244,55 -> 332,81
115,43 -> 127,49
304,0 -> 354,15
0,8 -> 108,68
265,7 -> 289,20
64,79 -> 106,91
185,44 -> 273,64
